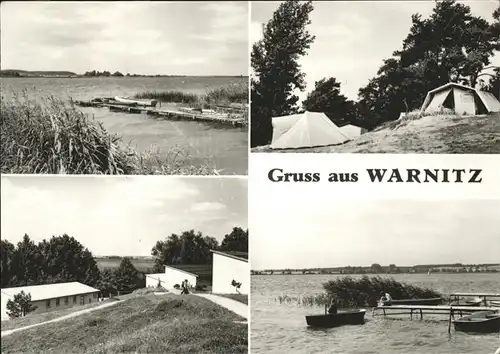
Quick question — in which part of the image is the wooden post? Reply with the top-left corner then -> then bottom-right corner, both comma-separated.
448,307 -> 453,334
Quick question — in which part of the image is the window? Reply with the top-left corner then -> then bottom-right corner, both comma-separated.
56,298 -> 60,306
46,299 -> 51,308
64,297 -> 68,305
89,298 -> 92,303
73,296 -> 77,304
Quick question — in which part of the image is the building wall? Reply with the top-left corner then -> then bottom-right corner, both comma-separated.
164,267 -> 197,289
145,274 -> 166,288
145,270 -> 197,290
212,254 -> 249,294
1,292 -> 99,320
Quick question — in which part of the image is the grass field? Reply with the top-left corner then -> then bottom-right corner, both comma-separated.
253,112 -> 500,154
1,301 -> 105,331
1,294 -> 247,354
96,258 -> 156,273
216,294 -> 248,305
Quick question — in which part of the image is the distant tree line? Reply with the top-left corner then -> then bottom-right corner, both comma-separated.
251,262 -> 499,275
83,70 -> 124,77
251,0 -> 500,147
1,227 -> 248,300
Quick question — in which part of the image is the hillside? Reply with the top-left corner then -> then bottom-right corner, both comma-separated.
1,294 -> 247,354
253,113 -> 500,154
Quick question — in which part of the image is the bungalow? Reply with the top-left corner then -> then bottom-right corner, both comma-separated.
1,282 -> 100,321
211,250 -> 249,295
145,265 -> 198,290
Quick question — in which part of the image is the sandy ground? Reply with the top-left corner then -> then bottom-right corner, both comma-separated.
194,294 -> 248,320
1,300 -> 121,337
252,113 -> 500,154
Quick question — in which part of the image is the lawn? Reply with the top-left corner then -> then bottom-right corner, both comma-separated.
216,294 -> 248,305
1,301 -> 105,331
252,112 -> 500,154
1,294 -> 247,354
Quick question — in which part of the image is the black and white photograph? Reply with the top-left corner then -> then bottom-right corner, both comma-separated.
250,197 -> 500,354
0,176 -> 248,353
250,0 -> 500,153
1,1 -> 249,175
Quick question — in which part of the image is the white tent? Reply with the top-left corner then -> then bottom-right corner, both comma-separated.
420,82 -> 500,115
339,124 -> 366,139
271,111 -> 349,149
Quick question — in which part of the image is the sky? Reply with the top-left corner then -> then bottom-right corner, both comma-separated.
0,1 -> 248,75
251,198 -> 500,270
251,1 -> 500,101
1,176 -> 247,257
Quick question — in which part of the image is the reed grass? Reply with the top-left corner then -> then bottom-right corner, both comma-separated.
1,94 -> 216,175
134,82 -> 249,107
275,276 -> 441,308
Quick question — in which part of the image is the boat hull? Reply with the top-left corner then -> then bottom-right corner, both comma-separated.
385,297 -> 443,306
453,311 -> 500,333
305,309 -> 366,328
114,96 -> 158,107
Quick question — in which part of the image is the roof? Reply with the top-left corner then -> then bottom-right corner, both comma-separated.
427,82 -> 475,95
211,250 -> 248,262
1,282 -> 99,301
164,265 -> 199,277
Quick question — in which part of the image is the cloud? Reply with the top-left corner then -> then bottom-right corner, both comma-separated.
191,202 -> 227,212
0,1 -> 248,75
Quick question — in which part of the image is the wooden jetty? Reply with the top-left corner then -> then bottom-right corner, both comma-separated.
449,293 -> 500,305
373,304 -> 499,320
74,100 -> 248,128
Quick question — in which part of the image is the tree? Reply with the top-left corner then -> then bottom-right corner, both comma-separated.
38,234 -> 101,287
151,230 -> 218,271
358,0 -> 498,126
302,77 -> 358,126
483,67 -> 500,99
1,240 -> 15,287
220,227 -> 248,252
6,291 -> 37,318
250,0 -> 315,147
114,258 -> 140,292
11,234 -> 43,286
112,71 -> 124,77
370,263 -> 383,274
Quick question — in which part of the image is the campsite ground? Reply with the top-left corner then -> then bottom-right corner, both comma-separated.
252,113 -> 500,154
1,294 -> 247,354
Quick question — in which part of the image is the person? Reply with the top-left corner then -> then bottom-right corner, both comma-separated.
327,298 -> 338,314
379,291 -> 392,305
181,279 -> 190,295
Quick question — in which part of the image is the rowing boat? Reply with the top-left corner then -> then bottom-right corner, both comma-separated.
114,96 -> 158,107
451,297 -> 483,307
305,309 -> 366,328
383,297 -> 443,306
453,310 -> 500,333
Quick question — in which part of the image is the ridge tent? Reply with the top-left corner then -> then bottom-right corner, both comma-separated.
339,124 -> 366,139
271,111 -> 349,149
420,82 -> 500,116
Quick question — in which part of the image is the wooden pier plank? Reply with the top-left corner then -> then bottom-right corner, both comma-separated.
449,293 -> 500,298
375,305 -> 499,312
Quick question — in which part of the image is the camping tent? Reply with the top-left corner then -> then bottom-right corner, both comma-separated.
339,124 -> 366,139
271,111 -> 349,149
420,82 -> 500,115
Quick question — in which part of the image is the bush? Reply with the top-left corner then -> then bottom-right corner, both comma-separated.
1,94 -> 216,175
134,82 -> 248,107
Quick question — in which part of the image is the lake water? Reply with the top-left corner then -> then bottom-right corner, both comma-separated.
251,274 -> 500,354
0,77 -> 248,175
